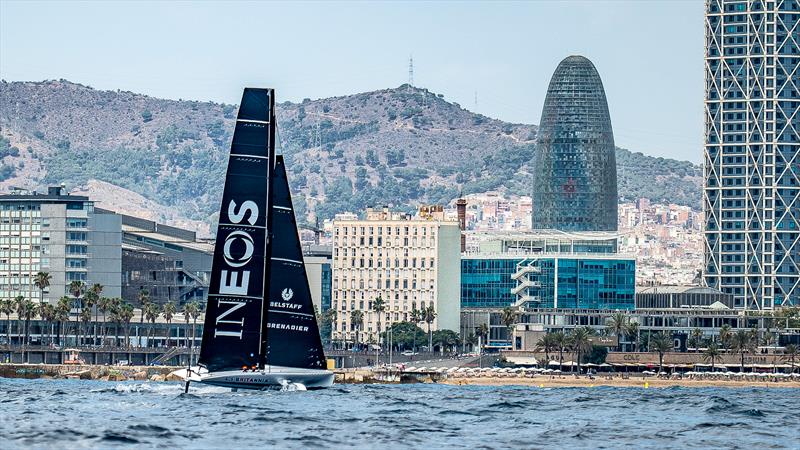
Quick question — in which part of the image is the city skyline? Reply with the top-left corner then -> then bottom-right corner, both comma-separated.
0,1 -> 704,162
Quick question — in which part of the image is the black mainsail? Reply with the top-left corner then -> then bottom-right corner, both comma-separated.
261,155 -> 327,369
198,87 -> 327,376
199,88 -> 274,372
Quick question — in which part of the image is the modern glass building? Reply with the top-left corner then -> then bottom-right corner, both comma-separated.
703,1 -> 799,309
461,255 -> 635,310
532,55 -> 618,232
461,257 -> 521,308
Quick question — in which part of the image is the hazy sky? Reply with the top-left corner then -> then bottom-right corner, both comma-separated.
0,1 -> 704,162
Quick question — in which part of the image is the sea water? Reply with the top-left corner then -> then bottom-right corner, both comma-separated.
0,378 -> 797,449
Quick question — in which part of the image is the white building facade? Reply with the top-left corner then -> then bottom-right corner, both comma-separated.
331,207 -> 460,345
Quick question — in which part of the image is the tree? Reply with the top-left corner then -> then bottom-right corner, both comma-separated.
536,332 -> 556,363
702,342 -> 722,371
432,329 -> 461,354
55,297 -> 71,346
321,309 -> 337,344
783,344 -> 798,374
730,329 -> 756,373
183,302 -> 199,349
719,324 -> 732,351
137,289 -> 150,347
97,297 -> 114,346
688,328 -> 704,352
145,303 -> 161,346
552,331 -> 568,367
120,303 -> 135,349
422,305 -> 437,353
571,327 -> 594,374
605,311 -> 628,352
372,296 -> 386,346
0,299 -> 13,346
14,297 -> 36,362
79,307 -> 92,346
86,283 -> 103,345
33,271 -> 51,303
409,308 -> 422,351
39,302 -> 54,346
68,280 -> 85,344
649,332 -> 673,374
163,302 -> 176,347
500,306 -> 519,350
350,310 -> 364,350
625,321 -> 640,351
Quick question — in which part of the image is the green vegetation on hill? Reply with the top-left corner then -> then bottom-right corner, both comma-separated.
0,80 -> 703,226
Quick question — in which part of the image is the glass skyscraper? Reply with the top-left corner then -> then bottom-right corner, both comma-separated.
532,55 -> 618,232
704,0 -> 799,309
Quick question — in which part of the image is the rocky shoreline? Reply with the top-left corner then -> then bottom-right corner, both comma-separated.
0,363 -> 181,382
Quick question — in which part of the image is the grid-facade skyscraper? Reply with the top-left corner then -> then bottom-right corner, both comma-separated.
532,55 -> 618,232
703,0 -> 799,309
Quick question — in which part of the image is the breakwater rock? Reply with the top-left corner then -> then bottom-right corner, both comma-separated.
0,363 -> 174,382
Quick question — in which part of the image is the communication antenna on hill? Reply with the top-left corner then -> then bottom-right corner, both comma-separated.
474,90 -> 478,108
313,118 -> 322,149
408,55 -> 414,90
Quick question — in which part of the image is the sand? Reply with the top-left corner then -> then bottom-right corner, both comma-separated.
441,375 -> 800,389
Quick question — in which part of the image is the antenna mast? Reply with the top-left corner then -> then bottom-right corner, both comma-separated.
408,56 -> 414,91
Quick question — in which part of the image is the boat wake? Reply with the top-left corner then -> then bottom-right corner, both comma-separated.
280,380 -> 307,392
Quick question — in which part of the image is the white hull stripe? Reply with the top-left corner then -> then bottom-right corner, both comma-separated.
237,119 -> 270,125
273,205 -> 291,211
272,257 -> 302,264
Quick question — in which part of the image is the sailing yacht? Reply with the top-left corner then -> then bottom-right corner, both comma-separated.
184,88 -> 333,390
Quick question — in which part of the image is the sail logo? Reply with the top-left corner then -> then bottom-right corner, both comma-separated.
215,199 -> 260,339
281,288 -> 294,301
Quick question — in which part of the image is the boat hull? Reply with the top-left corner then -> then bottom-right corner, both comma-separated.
184,365 -> 334,390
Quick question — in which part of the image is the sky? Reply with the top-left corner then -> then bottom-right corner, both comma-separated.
0,1 -> 705,162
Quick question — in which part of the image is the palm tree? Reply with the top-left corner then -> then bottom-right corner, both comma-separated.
38,302 -> 54,346
702,342 -> 722,371
86,283 -> 103,345
571,327 -> 594,374
717,324 -> 732,352
55,297 -> 71,346
371,296 -> 386,347
144,303 -> 161,347
33,271 -> 51,303
182,302 -> 196,348
605,311 -> 628,352
79,307 -> 92,346
68,280 -> 85,344
422,305 -> 437,353
625,321 -> 640,351
730,329 -> 756,373
500,306 -> 519,350
321,309 -> 337,344
120,303 -> 135,349
189,302 -> 202,362
536,332 -> 556,363
97,297 -> 113,346
783,344 -> 798,374
649,332 -> 673,374
688,328 -> 704,353
1,299 -> 13,345
552,331 -> 568,367
16,297 -> 36,362
162,302 -> 176,347
137,289 -> 150,347
14,295 -> 25,345
350,310 -> 364,350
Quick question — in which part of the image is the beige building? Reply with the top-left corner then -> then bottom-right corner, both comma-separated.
331,207 -> 460,345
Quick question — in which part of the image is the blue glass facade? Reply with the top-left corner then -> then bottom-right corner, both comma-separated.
461,256 -> 635,310
321,262 -> 332,311
461,258 -> 521,308
529,258 -> 635,310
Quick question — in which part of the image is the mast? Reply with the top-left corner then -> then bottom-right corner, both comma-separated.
198,88 -> 274,372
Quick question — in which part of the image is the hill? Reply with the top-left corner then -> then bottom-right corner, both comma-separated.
0,80 -> 702,228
